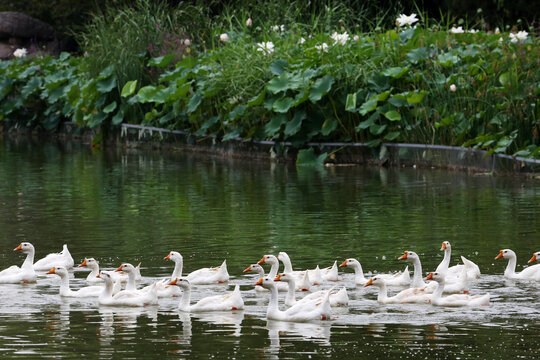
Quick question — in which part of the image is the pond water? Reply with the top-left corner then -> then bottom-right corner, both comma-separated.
0,137 -> 539,359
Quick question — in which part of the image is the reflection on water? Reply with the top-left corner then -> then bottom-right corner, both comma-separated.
0,138 -> 539,358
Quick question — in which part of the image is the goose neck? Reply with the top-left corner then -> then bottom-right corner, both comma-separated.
171,259 -> 183,279
504,255 -> 517,277
285,280 -> 296,305
411,258 -> 426,288
376,283 -> 388,303
21,250 -> 35,269
178,286 -> 191,311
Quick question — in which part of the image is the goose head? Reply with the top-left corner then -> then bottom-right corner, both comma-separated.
78,258 -> 99,269
96,271 -> 113,284
258,255 -> 278,266
440,241 -> 451,251
339,258 -> 359,268
14,242 -> 34,254
277,252 -> 291,262
398,251 -> 419,262
528,252 -> 540,263
164,251 -> 183,262
47,266 -> 69,277
274,272 -> 294,283
243,264 -> 264,274
425,271 -> 445,282
363,276 -> 385,287
168,277 -> 190,289
495,249 -> 516,260
254,276 -> 275,290
115,263 -> 136,274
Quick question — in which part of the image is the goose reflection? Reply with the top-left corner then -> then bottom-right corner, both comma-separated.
191,310 -> 244,337
266,319 -> 331,353
98,307 -> 158,342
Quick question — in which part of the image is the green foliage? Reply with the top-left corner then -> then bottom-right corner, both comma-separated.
0,1 -> 539,162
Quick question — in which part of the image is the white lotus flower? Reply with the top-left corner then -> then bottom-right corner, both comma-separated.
315,43 -> 328,52
449,84 -> 457,92
509,31 -> 528,43
396,13 -> 419,27
13,48 -> 27,58
256,41 -> 274,54
220,33 -> 229,42
330,32 -> 349,45
450,26 -> 465,34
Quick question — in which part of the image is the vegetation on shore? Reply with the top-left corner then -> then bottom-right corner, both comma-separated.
0,0 -> 538,161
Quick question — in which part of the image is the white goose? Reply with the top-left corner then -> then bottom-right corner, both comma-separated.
277,252 -> 339,284
436,241 -> 481,279
274,273 -> 349,307
398,251 -> 469,294
495,249 -> 540,280
243,263 -> 287,292
0,242 -> 37,284
258,255 -> 310,291
97,271 -> 158,307
529,252 -> 540,280
425,272 -> 490,307
116,263 -> 181,298
255,277 -> 332,322
47,266 -> 103,297
167,278 -> 244,312
163,251 -> 229,284
78,258 -> 128,285
364,276 -> 432,304
33,244 -> 74,271
339,258 -> 410,286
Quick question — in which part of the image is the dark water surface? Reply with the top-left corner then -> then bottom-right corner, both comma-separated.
0,137 -> 539,359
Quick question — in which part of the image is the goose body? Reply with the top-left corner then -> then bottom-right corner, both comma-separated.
47,266 -> 103,297
116,262 -> 181,298
98,272 -> 158,307
0,242 -> 37,284
436,241 -> 481,279
275,273 -> 348,307
339,258 -> 410,286
425,272 -> 489,307
277,252 -> 338,284
165,254 -> 230,285
255,277 -> 332,322
168,278 -> 244,312
495,249 -> 540,280
364,276 -> 432,304
33,244 -> 74,271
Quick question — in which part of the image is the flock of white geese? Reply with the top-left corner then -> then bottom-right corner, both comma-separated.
1,241 -> 539,323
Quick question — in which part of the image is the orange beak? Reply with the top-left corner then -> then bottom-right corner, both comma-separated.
274,274 -> 282,281
495,250 -> 504,260
78,259 -> 87,267
528,254 -> 537,264
440,242 -> 447,251
46,267 -> 56,274
14,244 -> 22,251
364,278 -> 373,287
339,260 -> 347,268
425,272 -> 434,280
254,278 -> 263,286
115,265 -> 123,272
167,278 -> 178,286
257,257 -> 265,265
243,266 -> 252,273
398,252 -> 408,260
96,273 -> 101,278
164,253 -> 171,260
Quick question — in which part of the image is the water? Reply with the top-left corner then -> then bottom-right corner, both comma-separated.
0,137 -> 539,359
